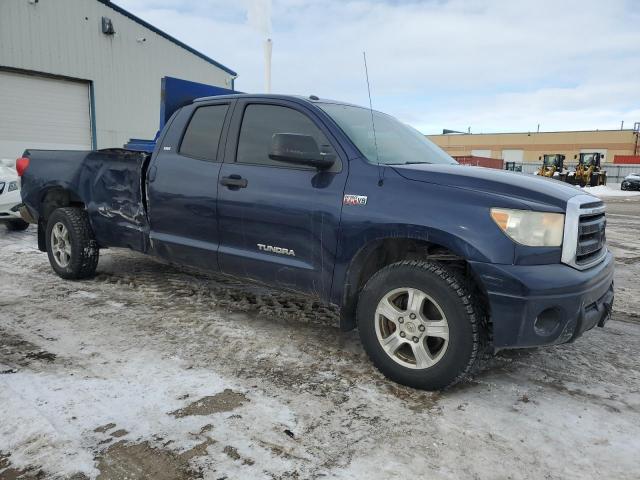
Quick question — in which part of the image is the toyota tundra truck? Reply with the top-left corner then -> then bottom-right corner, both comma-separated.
16,94 -> 614,390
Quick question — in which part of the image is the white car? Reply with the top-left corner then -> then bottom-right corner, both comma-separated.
0,158 -> 29,231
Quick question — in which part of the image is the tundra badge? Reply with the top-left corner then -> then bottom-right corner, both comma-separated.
257,244 -> 296,256
343,194 -> 368,206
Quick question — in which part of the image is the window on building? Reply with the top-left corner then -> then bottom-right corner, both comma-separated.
180,105 -> 229,161
471,149 -> 492,158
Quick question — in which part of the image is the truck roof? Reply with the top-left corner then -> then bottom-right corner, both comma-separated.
193,93 -> 361,108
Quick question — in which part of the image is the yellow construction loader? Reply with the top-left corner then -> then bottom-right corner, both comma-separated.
537,154 -> 566,181
567,153 -> 607,187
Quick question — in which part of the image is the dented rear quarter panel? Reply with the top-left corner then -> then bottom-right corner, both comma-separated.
21,149 -> 150,252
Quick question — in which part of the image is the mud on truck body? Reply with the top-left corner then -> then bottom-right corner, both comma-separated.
17,94 -> 614,390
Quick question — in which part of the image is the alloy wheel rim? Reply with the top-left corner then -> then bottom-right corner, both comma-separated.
51,222 -> 71,268
374,287 -> 449,369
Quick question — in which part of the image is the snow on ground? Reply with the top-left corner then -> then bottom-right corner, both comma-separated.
581,184 -> 640,198
1,198 -> 639,479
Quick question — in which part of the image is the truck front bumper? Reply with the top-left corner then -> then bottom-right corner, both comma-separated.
469,251 -> 614,349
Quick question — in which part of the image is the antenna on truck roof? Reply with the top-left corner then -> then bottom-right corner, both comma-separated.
363,51 -> 383,186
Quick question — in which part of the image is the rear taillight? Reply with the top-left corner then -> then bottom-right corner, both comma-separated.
16,157 -> 29,177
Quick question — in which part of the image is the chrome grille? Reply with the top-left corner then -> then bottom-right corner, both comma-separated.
561,195 -> 607,270
576,211 -> 606,265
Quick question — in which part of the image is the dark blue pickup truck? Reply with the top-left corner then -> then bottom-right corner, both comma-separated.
17,94 -> 614,390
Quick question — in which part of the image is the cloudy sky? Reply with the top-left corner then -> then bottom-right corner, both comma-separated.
118,0 -> 640,135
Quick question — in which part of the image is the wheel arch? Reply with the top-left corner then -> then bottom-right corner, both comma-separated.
36,186 -> 87,252
337,234 -> 492,339
39,185 -> 86,221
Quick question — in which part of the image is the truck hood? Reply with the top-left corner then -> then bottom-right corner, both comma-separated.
392,164 -> 589,209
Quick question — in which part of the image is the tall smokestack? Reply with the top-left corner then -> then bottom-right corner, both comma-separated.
264,38 -> 272,93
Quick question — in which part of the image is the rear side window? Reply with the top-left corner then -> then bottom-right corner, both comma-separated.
180,104 -> 228,161
236,104 -> 331,168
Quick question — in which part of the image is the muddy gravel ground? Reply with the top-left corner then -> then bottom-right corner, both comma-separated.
1,196 -> 639,479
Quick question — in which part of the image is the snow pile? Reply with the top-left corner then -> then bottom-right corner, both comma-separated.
0,341 -> 296,479
582,185 -> 640,198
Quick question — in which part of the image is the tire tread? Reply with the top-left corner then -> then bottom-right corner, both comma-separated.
357,260 -> 482,390
46,208 -> 98,279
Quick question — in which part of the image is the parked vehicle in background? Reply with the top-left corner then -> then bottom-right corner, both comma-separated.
620,173 -> 640,191
567,153 -> 607,187
536,154 -> 566,181
16,94 -> 615,390
0,159 -> 29,231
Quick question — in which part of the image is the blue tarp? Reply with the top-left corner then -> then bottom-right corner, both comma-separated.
124,76 -> 237,152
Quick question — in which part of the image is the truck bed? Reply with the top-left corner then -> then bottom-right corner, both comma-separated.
20,148 -> 151,252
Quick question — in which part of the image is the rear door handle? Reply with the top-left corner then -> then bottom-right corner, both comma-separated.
220,175 -> 248,189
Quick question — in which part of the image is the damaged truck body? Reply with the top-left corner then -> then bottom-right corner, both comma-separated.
18,94 -> 614,390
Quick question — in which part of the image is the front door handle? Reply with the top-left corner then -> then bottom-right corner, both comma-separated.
220,175 -> 248,189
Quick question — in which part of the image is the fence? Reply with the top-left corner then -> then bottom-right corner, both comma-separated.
514,163 -> 640,183
451,157 -> 640,183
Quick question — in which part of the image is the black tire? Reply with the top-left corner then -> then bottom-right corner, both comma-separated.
357,260 -> 481,390
621,183 -> 628,191
5,219 -> 29,231
45,208 -> 99,279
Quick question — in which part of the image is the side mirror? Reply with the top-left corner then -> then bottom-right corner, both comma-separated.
538,156 -> 542,160
269,133 -> 335,170
574,154 -> 577,159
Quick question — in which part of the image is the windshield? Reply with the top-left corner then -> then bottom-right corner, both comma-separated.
581,154 -> 596,165
543,155 -> 559,166
318,103 -> 456,165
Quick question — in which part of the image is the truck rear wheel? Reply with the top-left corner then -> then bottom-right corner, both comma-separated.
45,208 -> 99,279
357,260 -> 480,390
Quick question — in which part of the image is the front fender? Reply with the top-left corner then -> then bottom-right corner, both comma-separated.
329,223 -> 507,308
329,163 -> 521,307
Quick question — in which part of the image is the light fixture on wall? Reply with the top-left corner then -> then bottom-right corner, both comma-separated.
102,16 -> 115,35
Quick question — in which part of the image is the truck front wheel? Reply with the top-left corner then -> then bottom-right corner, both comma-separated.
45,208 -> 99,280
357,260 -> 481,390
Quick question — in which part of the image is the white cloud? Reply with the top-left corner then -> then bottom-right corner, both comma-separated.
115,0 -> 640,133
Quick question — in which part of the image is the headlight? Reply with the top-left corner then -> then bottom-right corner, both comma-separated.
8,181 -> 18,192
490,208 -> 564,247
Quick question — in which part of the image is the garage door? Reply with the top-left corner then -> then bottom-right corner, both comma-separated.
502,149 -> 524,163
0,70 -> 92,161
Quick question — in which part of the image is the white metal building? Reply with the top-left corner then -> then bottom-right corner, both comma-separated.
0,0 -> 237,159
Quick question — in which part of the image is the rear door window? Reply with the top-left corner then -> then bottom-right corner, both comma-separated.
180,104 -> 229,161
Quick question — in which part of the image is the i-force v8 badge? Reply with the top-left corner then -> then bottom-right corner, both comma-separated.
343,194 -> 368,206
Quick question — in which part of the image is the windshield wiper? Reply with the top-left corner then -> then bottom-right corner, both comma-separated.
386,161 -> 431,165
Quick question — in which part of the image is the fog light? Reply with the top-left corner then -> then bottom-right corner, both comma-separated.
534,308 -> 562,336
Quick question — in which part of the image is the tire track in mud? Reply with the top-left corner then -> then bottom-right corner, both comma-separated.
3,214 -> 640,479
2,245 -> 447,478
88,255 -> 451,479
94,252 -> 341,329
